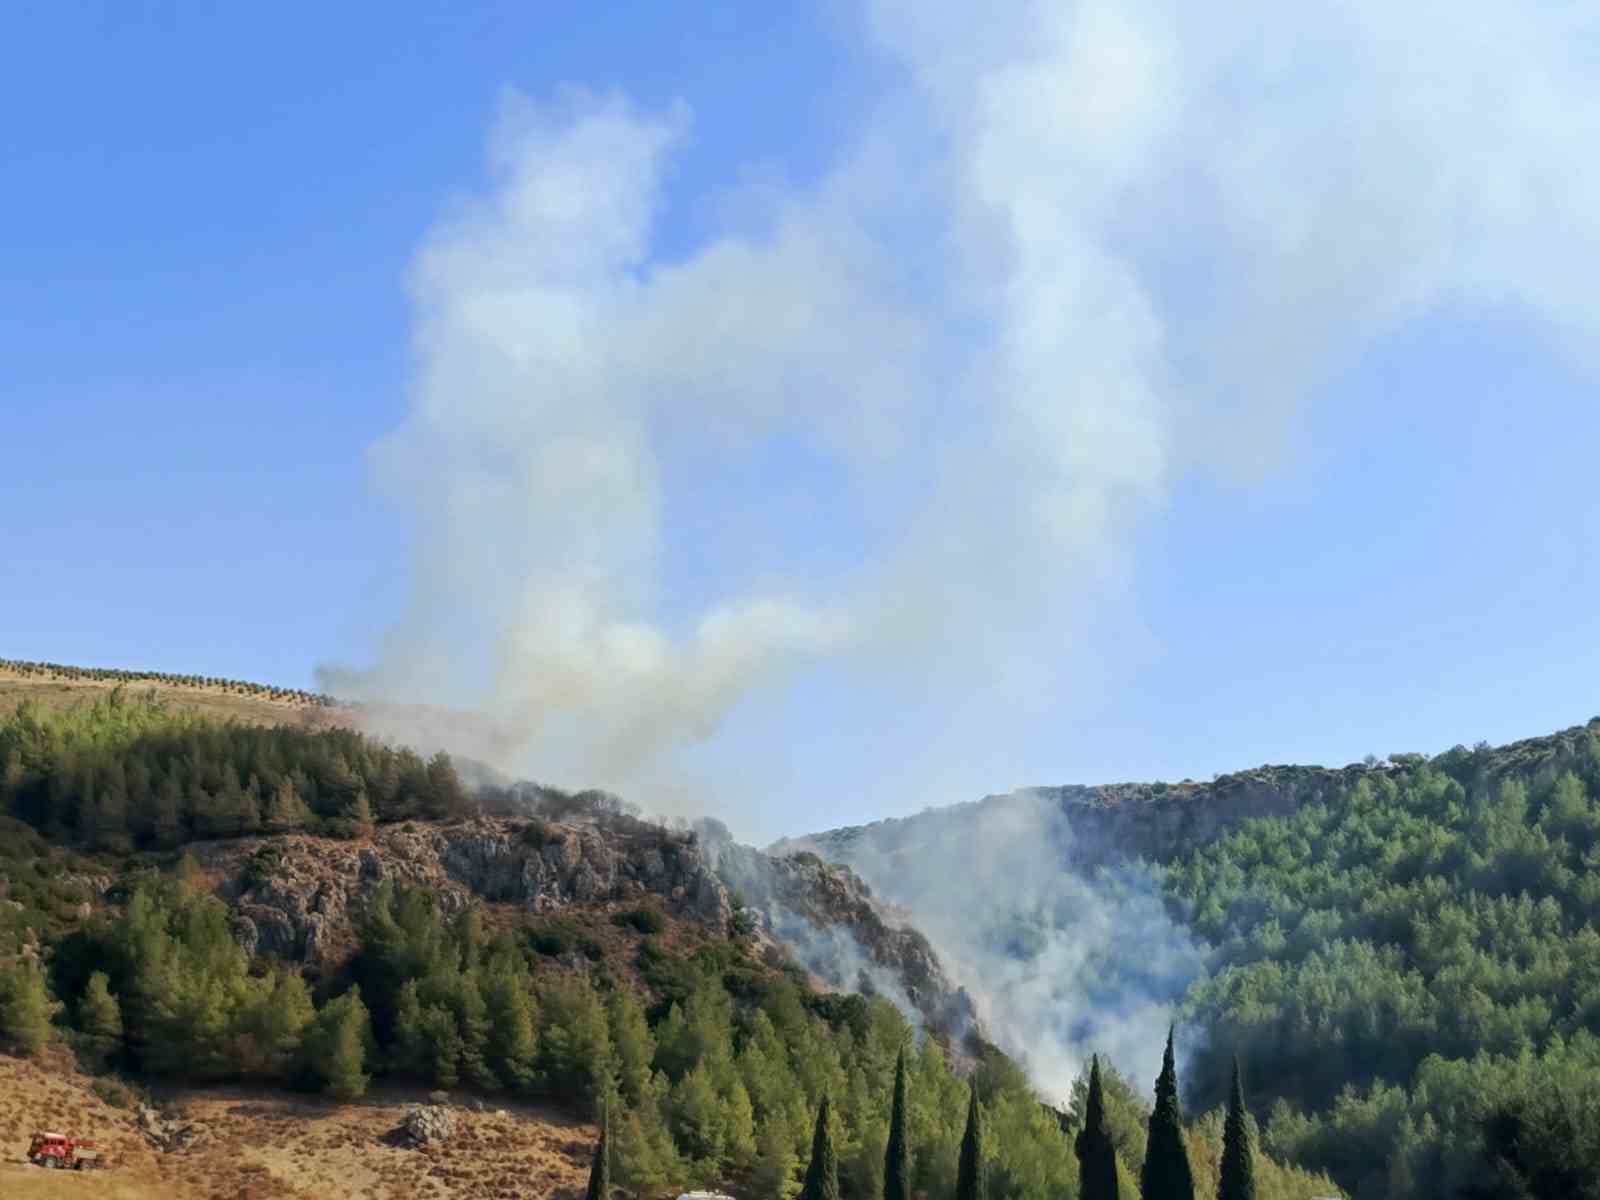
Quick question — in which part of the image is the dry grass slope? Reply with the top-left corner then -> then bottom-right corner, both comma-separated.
0,1052 -> 595,1200
0,663 -> 352,731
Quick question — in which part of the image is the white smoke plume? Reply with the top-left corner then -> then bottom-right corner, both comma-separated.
329,1 -> 1600,805
323,0 -> 1600,1086
778,790 -> 1205,1103
757,904 -> 928,1035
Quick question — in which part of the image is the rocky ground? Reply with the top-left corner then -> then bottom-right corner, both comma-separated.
0,1051 -> 594,1200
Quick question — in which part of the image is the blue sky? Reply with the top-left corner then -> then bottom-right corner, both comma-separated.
5,2 -> 1600,840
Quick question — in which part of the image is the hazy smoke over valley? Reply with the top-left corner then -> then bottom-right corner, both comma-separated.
782,791 -> 1205,1101
320,0 -> 1600,1093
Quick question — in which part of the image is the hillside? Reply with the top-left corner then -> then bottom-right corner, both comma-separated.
790,719 -> 1600,869
0,660 -> 1344,1200
0,659 -> 346,729
785,717 -> 1600,1200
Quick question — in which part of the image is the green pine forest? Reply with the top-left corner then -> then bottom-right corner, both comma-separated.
5,686 -> 1600,1197
1165,732 -> 1600,1198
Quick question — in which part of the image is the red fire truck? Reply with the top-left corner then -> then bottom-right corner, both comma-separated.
27,1131 -> 101,1170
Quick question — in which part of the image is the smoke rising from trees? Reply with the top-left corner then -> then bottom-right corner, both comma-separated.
326,2 -> 1600,818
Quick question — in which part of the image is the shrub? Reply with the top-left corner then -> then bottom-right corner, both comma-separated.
527,917 -> 604,961
520,820 -> 557,849
611,908 -> 666,935
90,1074 -> 148,1110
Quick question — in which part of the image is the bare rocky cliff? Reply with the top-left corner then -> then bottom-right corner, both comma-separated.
183,811 -> 972,1036
785,718 -> 1600,873
703,826 -> 975,1033
195,816 -> 732,966
782,763 -> 1386,872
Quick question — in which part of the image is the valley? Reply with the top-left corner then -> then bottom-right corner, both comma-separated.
5,666 -> 1598,1198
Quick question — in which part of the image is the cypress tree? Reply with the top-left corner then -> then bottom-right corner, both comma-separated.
1075,1055 -> 1120,1200
1219,1057 -> 1257,1200
884,1047 -> 911,1200
956,1079 -> 985,1200
800,1094 -> 840,1200
585,1102 -> 611,1200
1141,1027 -> 1195,1200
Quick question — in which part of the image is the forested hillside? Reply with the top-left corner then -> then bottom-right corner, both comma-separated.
800,719 -> 1600,1200
0,678 -> 1340,1198
0,688 -> 470,850
1170,732 -> 1600,1199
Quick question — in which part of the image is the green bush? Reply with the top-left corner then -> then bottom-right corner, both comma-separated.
610,908 -> 666,935
527,917 -> 603,961
90,1074 -> 148,1110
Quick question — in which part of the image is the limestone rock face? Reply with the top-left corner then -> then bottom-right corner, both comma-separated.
197,815 -> 733,967
188,808 -> 975,1045
788,763 -> 1388,870
709,833 -> 976,1035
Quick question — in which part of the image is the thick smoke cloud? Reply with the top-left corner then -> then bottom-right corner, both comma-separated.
319,0 -> 1600,1100
330,2 -> 1600,805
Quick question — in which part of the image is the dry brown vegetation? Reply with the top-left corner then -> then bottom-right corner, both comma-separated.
0,665 -> 351,731
0,1052 -> 594,1200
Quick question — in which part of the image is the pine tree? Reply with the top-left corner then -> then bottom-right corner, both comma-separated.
0,748 -> 24,814
586,1102 -> 612,1200
606,987 -> 655,1107
264,777 -> 311,833
232,969 -> 314,1079
884,1047 -> 911,1200
956,1079 -> 985,1200
78,970 -> 124,1069
152,773 -> 183,846
420,1004 -> 463,1088
800,1094 -> 840,1200
391,978 -> 427,1076
1075,1055 -> 1120,1200
1218,1057 -> 1257,1200
1141,1027 -> 1196,1200
303,987 -> 372,1100
483,967 -> 538,1090
725,1079 -> 758,1169
0,957 -> 57,1056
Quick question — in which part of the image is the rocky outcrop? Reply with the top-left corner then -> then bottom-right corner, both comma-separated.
188,809 -> 976,1046
139,1105 -> 209,1153
786,763 -> 1384,871
789,719 -> 1600,872
401,1104 -> 457,1147
707,829 -> 975,1035
197,815 -> 734,967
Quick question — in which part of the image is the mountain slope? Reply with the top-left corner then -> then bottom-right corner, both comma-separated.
0,659 -> 1342,1200
786,716 -> 1600,1200
0,659 -> 343,729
